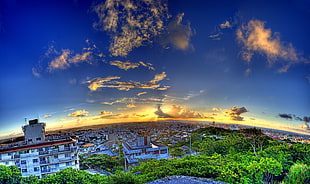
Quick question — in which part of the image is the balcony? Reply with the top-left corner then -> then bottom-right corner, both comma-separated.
38,147 -> 77,156
41,169 -> 51,174
39,160 -> 50,165
39,151 -> 49,155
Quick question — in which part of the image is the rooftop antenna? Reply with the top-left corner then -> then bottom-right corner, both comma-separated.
24,118 -> 27,125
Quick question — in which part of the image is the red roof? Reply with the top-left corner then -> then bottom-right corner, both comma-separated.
0,139 -> 75,154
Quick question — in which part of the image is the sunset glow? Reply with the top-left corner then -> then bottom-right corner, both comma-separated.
0,0 -> 309,139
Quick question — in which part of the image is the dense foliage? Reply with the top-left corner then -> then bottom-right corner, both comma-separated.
0,127 -> 309,184
79,153 -> 124,173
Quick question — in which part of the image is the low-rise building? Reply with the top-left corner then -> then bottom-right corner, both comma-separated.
0,119 -> 79,178
122,135 -> 168,168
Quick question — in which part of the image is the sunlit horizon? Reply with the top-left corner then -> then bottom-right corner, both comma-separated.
0,0 -> 309,139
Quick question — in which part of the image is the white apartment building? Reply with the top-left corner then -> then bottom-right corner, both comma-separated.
0,119 -> 79,178
122,135 -> 168,168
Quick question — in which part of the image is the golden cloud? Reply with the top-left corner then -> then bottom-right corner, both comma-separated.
237,19 -> 301,71
86,72 -> 168,91
155,104 -> 213,119
93,0 -> 168,56
67,110 -> 89,117
137,92 -> 147,96
110,60 -> 155,70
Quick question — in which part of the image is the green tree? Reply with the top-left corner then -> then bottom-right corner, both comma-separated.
107,171 -> 140,184
0,165 -> 22,184
169,147 -> 184,158
21,175 -> 40,184
283,163 -> 310,184
40,167 -> 107,184
80,154 -> 123,173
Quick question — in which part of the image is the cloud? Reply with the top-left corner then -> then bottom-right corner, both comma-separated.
86,76 -> 121,91
212,108 -> 222,111
158,86 -> 170,90
278,113 -> 293,120
126,104 -> 136,108
99,111 -> 113,116
102,97 -> 128,105
92,0 -> 168,56
47,49 -> 71,71
32,68 -> 41,78
68,52 -> 92,63
303,116 -> 310,122
110,60 -> 155,70
162,90 -> 204,103
160,13 -> 193,50
96,112 -> 149,120
110,60 -> 140,70
32,40 -> 102,76
149,72 -> 167,84
67,110 -> 89,117
86,72 -> 168,91
220,20 -> 231,29
43,115 -> 52,118
154,105 -> 172,118
278,113 -> 310,122
298,122 -> 309,130
225,106 -> 248,121
244,68 -> 251,76
209,33 -> 222,40
237,20 -> 306,71
155,104 -> 211,119
138,61 -> 155,70
47,50 -> 92,72
103,96 -> 165,108
137,92 -> 147,96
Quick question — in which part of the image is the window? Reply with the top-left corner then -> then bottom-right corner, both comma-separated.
33,159 -> 38,163
36,137 -> 41,141
34,167 -> 40,172
21,169 -> 27,173
54,154 -> 58,159
55,163 -> 59,167
5,162 -> 9,165
66,162 -> 70,166
28,139 -> 32,142
21,160 -> 27,164
65,153 -> 71,158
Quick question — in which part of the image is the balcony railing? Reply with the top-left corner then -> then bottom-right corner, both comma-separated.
41,169 -> 51,174
39,156 -> 78,165
38,147 -> 77,156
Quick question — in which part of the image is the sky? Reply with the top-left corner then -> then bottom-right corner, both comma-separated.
0,0 -> 310,138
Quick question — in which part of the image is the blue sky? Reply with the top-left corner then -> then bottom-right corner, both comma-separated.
0,0 -> 309,138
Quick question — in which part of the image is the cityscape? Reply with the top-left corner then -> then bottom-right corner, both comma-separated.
0,119 -> 309,183
0,0 -> 310,183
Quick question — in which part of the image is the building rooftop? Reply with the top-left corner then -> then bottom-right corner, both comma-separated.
0,139 -> 75,154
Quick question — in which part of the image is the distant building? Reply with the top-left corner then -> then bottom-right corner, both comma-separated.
122,135 -> 168,168
0,119 -> 79,178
